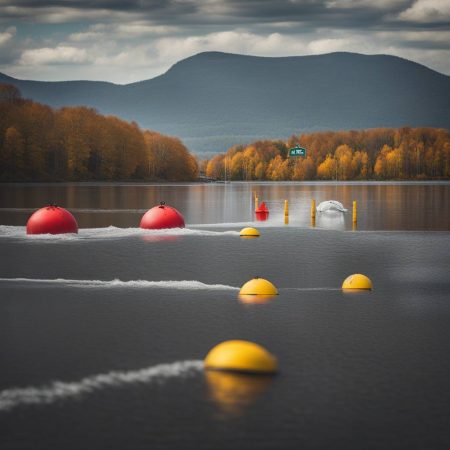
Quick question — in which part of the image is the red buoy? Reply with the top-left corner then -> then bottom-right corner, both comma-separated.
140,202 -> 185,230
26,205 -> 78,235
255,201 -> 269,221
255,202 -> 269,213
255,211 -> 269,221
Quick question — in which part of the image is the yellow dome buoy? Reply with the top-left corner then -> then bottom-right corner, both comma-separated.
240,227 -> 260,237
239,277 -> 278,296
342,274 -> 373,290
204,340 -> 278,374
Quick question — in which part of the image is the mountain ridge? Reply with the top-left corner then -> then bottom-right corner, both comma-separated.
1,51 -> 449,154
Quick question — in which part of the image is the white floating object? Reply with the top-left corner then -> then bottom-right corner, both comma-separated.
316,200 -> 347,213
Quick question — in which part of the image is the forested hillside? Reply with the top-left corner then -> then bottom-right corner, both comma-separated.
0,84 -> 198,182
205,128 -> 450,181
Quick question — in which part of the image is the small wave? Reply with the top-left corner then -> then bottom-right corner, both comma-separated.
0,277 -> 239,291
0,225 -> 239,240
0,360 -> 203,412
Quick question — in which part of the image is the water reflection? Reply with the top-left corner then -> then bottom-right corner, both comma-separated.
205,370 -> 273,417
0,182 -> 448,230
315,211 -> 346,230
140,235 -> 180,243
341,289 -> 373,296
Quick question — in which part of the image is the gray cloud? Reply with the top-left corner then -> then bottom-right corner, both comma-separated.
0,0 -> 417,25
0,0 -> 449,82
2,0 -> 449,30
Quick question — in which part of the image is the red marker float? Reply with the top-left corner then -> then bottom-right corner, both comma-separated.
140,202 -> 185,230
255,201 -> 269,221
26,205 -> 78,235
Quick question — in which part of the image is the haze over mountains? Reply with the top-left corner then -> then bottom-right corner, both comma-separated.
1,52 -> 449,155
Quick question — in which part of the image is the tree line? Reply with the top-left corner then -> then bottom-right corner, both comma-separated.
205,128 -> 450,181
0,84 -> 198,181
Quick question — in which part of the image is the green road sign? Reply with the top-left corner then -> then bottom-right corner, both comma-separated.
289,145 -> 307,157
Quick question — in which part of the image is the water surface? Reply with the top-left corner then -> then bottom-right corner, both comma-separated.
1,182 -> 449,450
0,181 -> 449,230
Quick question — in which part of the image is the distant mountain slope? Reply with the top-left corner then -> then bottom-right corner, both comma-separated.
1,52 -> 449,154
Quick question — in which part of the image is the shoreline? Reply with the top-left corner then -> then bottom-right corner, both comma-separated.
1,180 -> 450,187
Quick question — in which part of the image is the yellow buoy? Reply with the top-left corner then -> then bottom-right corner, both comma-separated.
239,277 -> 278,296
240,227 -> 260,237
204,340 -> 278,374
342,274 -> 373,290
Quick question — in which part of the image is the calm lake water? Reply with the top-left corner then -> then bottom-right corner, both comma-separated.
1,181 -> 449,450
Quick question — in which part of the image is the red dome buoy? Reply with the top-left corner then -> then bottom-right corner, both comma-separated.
140,202 -> 185,230
26,205 -> 78,235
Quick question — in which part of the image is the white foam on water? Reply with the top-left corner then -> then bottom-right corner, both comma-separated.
0,278 -> 239,291
0,360 -> 203,412
0,225 -> 239,240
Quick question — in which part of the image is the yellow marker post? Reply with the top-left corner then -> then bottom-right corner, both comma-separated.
311,199 -> 316,219
284,200 -> 289,224
353,200 -> 357,224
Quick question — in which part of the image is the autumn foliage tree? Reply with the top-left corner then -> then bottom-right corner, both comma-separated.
144,131 -> 198,181
0,84 -> 198,181
204,128 -> 450,181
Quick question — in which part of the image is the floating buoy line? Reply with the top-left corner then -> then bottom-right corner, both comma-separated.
7,198 -> 376,400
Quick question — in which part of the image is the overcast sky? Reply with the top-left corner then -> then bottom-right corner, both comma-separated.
0,0 -> 449,84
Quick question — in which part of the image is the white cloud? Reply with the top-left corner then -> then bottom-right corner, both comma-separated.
0,26 -> 16,45
154,31 -> 309,62
376,30 -> 450,44
307,38 -> 354,53
19,46 -> 90,65
398,0 -> 450,22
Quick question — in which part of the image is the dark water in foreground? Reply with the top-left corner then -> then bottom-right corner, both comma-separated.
0,182 -> 449,450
